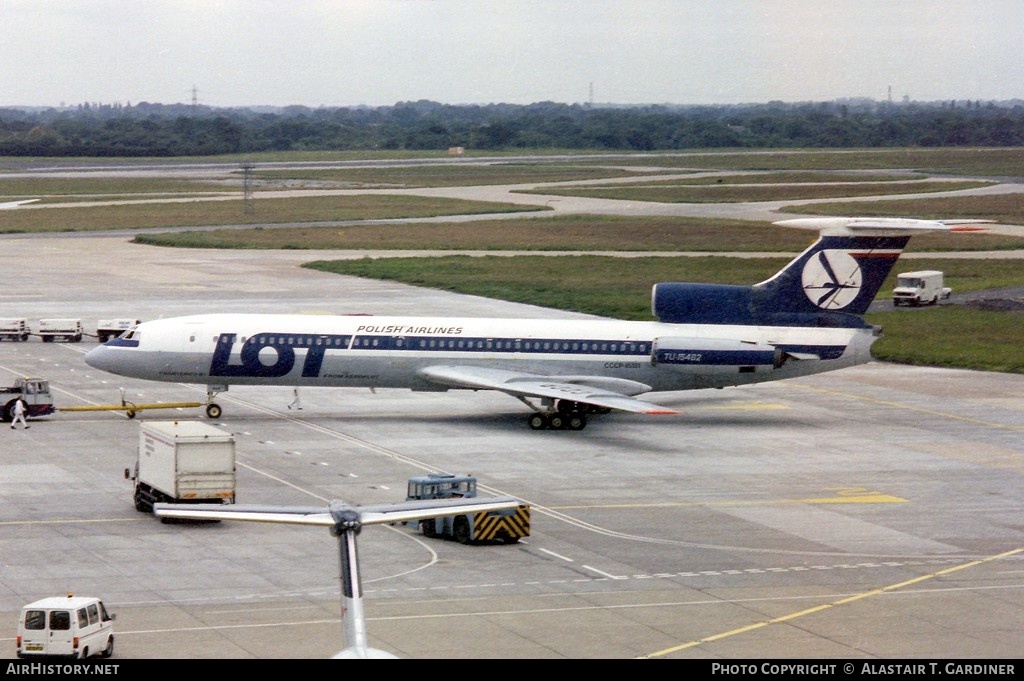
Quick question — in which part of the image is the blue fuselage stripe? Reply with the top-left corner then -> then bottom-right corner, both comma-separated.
195,331 -> 849,379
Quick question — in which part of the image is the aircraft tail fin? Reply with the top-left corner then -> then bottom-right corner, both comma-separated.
652,217 -> 970,327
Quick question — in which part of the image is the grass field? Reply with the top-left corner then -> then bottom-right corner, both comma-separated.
2,147 -> 1022,374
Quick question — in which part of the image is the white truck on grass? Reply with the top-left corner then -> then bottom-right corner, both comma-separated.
0,318 -> 30,341
125,420 -> 236,514
37,318 -> 83,342
892,270 -> 952,307
96,318 -> 140,343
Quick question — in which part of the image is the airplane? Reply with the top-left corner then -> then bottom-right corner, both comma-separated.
153,494 -> 522,659
84,217 -> 985,431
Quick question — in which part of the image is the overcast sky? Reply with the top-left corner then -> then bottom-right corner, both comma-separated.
2,0 -> 1022,109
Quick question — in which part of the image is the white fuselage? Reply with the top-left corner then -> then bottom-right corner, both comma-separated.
84,313 -> 875,394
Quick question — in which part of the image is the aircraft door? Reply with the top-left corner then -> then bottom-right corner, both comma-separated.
177,321 -> 211,375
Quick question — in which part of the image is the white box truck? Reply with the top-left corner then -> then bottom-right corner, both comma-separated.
37,318 -> 83,342
892,270 -> 952,306
0,318 -> 30,341
96,318 -> 141,342
125,420 -> 236,514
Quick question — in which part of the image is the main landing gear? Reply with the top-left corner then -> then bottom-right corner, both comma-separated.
525,400 -> 611,431
528,411 -> 587,431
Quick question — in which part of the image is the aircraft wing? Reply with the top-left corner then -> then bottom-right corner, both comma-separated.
418,365 -> 680,415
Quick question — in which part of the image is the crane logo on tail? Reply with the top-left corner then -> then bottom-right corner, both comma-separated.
801,250 -> 863,310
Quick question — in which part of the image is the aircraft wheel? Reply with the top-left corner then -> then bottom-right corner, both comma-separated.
527,413 -> 547,430
567,414 -> 587,431
420,518 -> 437,538
126,410 -> 136,419
548,414 -> 566,430
206,403 -> 222,419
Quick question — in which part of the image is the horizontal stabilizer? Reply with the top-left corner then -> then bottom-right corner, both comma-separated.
773,217 -> 956,236
154,496 -> 522,527
0,199 -> 39,209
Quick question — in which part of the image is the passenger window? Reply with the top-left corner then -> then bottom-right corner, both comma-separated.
49,611 -> 71,631
78,608 -> 89,628
87,604 -> 99,625
24,610 -> 45,630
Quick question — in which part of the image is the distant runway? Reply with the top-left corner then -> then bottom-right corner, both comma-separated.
5,152 -> 1024,233
0,233 -> 1022,659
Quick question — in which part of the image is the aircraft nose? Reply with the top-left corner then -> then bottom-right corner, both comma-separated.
84,345 -> 115,372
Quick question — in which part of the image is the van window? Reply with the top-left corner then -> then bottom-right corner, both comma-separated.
49,611 -> 71,631
24,610 -> 46,630
87,603 -> 99,625
99,602 -> 111,622
78,608 -> 89,628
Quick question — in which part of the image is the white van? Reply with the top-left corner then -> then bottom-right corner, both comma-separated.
16,595 -> 115,659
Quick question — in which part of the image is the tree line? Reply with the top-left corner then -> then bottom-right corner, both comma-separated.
1,99 -> 1022,157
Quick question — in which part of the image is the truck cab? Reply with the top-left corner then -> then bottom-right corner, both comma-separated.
17,595 -> 115,659
407,473 -> 476,501
1,377 -> 55,422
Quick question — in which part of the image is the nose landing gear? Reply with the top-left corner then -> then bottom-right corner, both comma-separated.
205,385 -> 226,419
